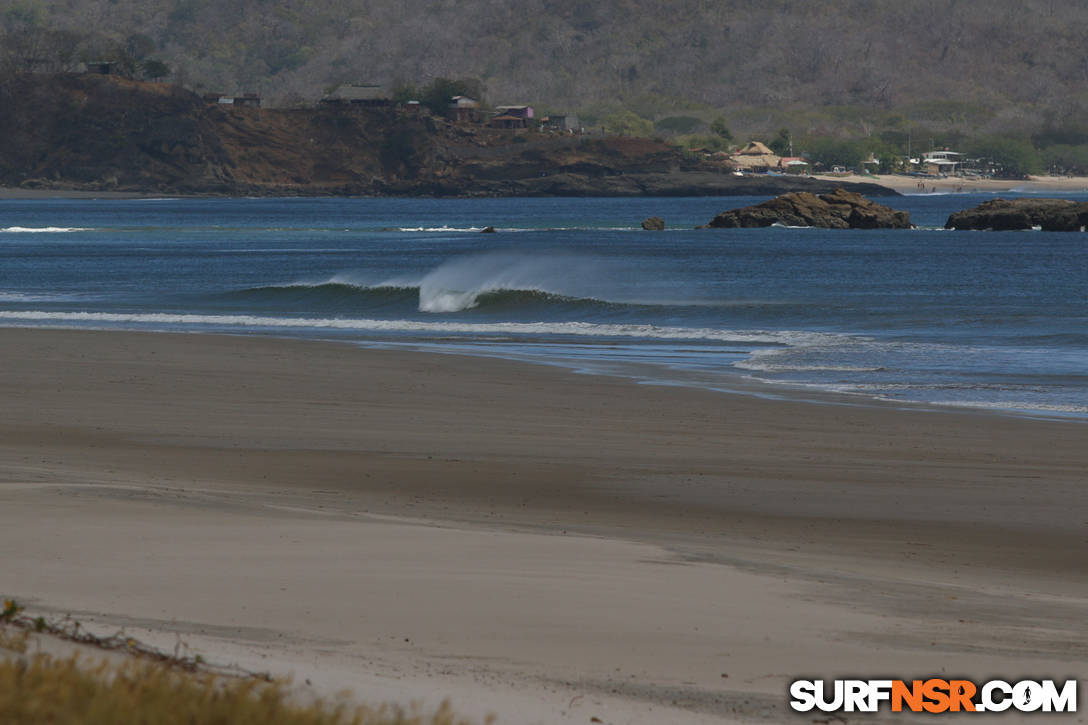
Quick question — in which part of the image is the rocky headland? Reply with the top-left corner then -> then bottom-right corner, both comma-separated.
703,188 -> 912,229
0,74 -> 899,198
945,198 -> 1088,231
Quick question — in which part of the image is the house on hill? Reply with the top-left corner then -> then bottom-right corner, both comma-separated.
729,141 -> 781,171
447,96 -> 480,122
489,105 -> 534,129
494,105 -> 534,120
321,84 -> 391,107
543,114 -> 579,132
205,93 -> 262,108
922,150 -> 963,175
490,114 -> 529,129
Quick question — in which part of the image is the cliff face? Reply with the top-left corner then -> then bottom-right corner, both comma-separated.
0,75 -> 898,197
0,74 -> 236,192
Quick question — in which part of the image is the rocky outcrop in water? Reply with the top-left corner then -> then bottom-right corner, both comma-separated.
945,198 -> 1088,231
641,216 -> 665,230
704,188 -> 912,229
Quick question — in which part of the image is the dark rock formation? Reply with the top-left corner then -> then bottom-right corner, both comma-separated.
480,226 -> 496,233
704,188 -> 912,229
489,172 -> 899,198
945,198 -> 1088,231
641,216 -> 665,230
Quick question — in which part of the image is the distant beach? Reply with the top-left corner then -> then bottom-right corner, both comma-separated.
813,172 -> 1088,194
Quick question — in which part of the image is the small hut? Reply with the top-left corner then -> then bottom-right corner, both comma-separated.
778,156 -> 811,174
729,141 -> 781,171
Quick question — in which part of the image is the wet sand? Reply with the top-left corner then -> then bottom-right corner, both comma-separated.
1,328 -> 1085,723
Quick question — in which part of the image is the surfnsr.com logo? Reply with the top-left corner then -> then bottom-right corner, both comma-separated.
790,679 -> 1077,714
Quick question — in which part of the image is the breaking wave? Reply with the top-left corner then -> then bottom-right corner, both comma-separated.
391,226 -> 487,232
1,226 -> 91,233
229,252 -> 732,314
387,225 -> 637,232
223,280 -> 713,316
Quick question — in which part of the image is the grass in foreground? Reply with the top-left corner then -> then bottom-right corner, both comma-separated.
0,640 -> 487,725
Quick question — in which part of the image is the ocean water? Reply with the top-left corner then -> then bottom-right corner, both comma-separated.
1,193 -> 1086,419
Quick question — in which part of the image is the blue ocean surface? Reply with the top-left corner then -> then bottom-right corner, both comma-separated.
1,193 -> 1086,419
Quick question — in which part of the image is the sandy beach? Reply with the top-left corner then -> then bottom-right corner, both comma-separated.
813,172 -> 1088,195
1,328 -> 1086,723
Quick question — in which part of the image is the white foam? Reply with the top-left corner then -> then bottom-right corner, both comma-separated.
929,400 -> 1088,414
734,361 -> 886,373
392,226 -> 636,233
394,226 -> 484,233
0,310 -> 837,345
414,252 -> 619,313
0,291 -> 73,302
1,226 -> 90,233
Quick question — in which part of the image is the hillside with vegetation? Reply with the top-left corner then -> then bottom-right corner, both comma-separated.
4,0 -> 1088,174
0,73 -> 904,196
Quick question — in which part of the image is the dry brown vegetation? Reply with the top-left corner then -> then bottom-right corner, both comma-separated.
0,653 -> 485,725
8,0 -> 1088,136
0,617 -> 486,725
8,0 -> 1088,181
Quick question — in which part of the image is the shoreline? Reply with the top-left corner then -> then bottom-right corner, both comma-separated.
350,335 -> 1088,424
4,321 -> 1085,425
812,172 -> 1088,194
4,327 -> 1086,723
7,174 -> 1088,201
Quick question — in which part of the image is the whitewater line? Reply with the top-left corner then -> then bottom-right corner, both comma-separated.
0,310 -> 843,345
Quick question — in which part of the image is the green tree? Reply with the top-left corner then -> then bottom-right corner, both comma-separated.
419,77 -> 484,115
391,82 -> 420,105
710,115 -> 732,140
655,116 -> 704,134
602,110 -> 653,136
965,136 -> 1042,178
125,33 -> 156,61
800,137 -> 870,169
676,134 -> 729,152
769,127 -> 791,155
142,59 -> 170,80
1042,144 -> 1088,174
